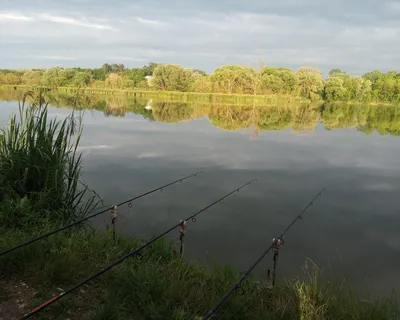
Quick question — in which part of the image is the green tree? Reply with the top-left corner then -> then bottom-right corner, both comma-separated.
125,69 -> 146,88
343,77 -> 372,102
324,76 -> 347,101
193,69 -> 207,76
59,69 -> 77,86
190,75 -> 212,93
21,70 -> 43,86
211,65 -> 246,94
93,68 -> 106,81
105,73 -> 123,89
261,67 -> 298,95
297,67 -> 323,100
151,64 -> 194,92
72,72 -> 93,87
103,63 -> 111,75
242,67 -> 263,95
0,72 -> 22,85
0,63 -> 399,105
143,62 -> 158,76
329,69 -> 346,76
41,67 -> 66,87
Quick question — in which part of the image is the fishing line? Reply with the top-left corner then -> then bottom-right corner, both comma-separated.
202,188 -> 326,320
1,171 -> 203,256
22,178 -> 257,319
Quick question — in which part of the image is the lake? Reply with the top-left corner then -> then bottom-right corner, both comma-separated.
1,89 -> 399,298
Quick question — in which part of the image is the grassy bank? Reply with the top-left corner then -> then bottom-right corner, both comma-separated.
2,84 -> 399,107
1,227 -> 399,320
0,84 -> 313,105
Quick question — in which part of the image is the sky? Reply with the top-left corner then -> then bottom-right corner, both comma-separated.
0,0 -> 399,75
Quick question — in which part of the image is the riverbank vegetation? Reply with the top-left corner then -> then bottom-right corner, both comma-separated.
0,62 -> 399,105
0,93 -> 100,228
2,226 -> 399,320
0,95 -> 399,319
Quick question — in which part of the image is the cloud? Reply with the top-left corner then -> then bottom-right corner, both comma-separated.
0,10 -> 117,31
0,11 -> 32,21
38,13 -> 118,30
38,55 -> 77,60
136,17 -> 163,26
0,0 -> 399,74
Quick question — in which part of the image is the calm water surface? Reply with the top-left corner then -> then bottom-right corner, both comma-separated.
1,93 -> 399,298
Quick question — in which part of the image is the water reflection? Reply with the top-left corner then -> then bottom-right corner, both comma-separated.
1,88 -> 400,136
1,89 -> 400,299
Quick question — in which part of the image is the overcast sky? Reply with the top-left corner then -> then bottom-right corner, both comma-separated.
0,0 -> 399,75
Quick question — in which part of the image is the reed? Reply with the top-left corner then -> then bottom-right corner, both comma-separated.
0,91 -> 99,227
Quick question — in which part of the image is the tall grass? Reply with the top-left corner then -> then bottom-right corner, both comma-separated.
0,91 -> 99,227
1,226 -> 398,320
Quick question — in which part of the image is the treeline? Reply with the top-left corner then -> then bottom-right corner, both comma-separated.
0,63 -> 399,104
0,63 -> 157,89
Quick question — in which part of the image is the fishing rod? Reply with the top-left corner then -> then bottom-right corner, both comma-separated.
202,187 -> 325,320
22,178 -> 257,319
0,171 -> 203,256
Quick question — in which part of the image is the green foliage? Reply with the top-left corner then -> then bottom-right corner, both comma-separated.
324,76 -> 347,101
242,67 -> 263,95
362,70 -> 400,104
297,67 -> 324,101
21,70 -> 43,86
152,64 -> 194,92
105,72 -> 123,89
0,72 -> 22,85
102,63 -> 125,75
1,64 -> 400,105
190,75 -> 213,93
72,72 -> 93,88
143,62 -> 158,75
125,68 -> 146,87
193,69 -> 208,76
0,92 -> 99,227
261,67 -> 299,95
329,69 -> 346,76
92,68 -> 106,81
40,67 -> 65,87
211,65 -> 246,94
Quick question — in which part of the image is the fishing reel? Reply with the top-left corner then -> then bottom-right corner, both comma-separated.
173,220 -> 187,257
272,237 -> 284,254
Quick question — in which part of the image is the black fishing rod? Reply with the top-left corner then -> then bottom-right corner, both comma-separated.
1,171 -> 203,256
22,178 -> 257,319
202,187 -> 325,320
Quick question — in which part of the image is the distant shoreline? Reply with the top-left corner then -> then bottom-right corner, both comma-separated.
0,84 -> 309,104
0,84 -> 398,107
